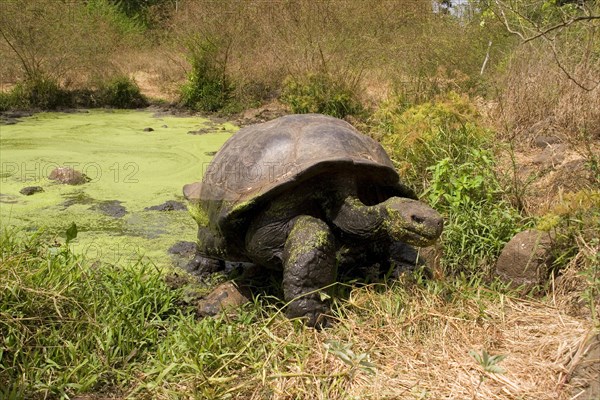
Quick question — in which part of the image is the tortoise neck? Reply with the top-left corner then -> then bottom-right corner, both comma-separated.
329,195 -> 387,239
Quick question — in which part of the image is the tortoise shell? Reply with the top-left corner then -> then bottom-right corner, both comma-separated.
184,114 -> 415,233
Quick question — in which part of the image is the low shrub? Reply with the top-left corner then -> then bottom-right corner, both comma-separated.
7,77 -> 72,110
376,92 -> 490,192
281,72 -> 363,119
84,0 -> 146,35
97,76 -> 148,108
425,149 -> 524,275
537,190 -> 600,318
0,91 -> 17,111
374,93 -> 524,276
537,190 -> 600,265
180,40 -> 233,112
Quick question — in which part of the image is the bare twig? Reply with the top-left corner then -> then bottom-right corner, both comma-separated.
523,15 -> 600,44
549,39 -> 600,92
480,40 -> 493,76
493,0 -> 600,91
0,24 -> 33,79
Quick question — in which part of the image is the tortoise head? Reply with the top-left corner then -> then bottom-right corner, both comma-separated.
183,181 -> 202,202
381,197 -> 444,247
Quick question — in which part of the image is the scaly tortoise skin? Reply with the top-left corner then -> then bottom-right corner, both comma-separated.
184,114 -> 443,327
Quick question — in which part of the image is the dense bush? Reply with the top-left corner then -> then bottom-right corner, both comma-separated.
0,77 -> 148,110
84,0 -> 146,35
376,92 -> 491,192
426,149 -> 524,275
537,190 -> 600,266
281,72 -> 363,118
536,190 -> 600,317
180,40 -> 233,112
374,93 -> 524,276
97,76 -> 148,108
0,91 -> 16,112
6,78 -> 72,110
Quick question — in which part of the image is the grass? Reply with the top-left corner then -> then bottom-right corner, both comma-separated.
1,227 -> 596,399
1,1 -> 598,397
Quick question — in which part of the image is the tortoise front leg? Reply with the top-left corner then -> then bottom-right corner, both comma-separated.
186,227 -> 226,276
282,216 -> 336,327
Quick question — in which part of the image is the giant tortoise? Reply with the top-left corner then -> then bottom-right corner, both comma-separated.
184,114 -> 443,326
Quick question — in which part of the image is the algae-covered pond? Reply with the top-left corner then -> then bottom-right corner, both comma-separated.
0,109 -> 236,266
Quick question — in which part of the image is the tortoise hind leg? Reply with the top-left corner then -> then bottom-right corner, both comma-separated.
282,215 -> 336,328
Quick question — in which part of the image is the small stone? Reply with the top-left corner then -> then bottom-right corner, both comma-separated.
187,128 -> 212,135
143,127 -> 154,132
533,135 -> 561,148
204,151 -> 217,156
19,186 -> 44,196
90,200 -> 127,218
168,241 -> 197,257
48,167 -> 89,185
161,125 -> 168,128
145,200 -> 187,211
495,229 -> 554,289
532,144 -> 567,168
196,282 -> 250,317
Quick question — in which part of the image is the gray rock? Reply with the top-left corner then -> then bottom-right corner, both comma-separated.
20,186 -> 44,196
168,241 -> 198,269
532,144 -> 567,168
533,135 -> 561,148
495,229 -> 554,289
143,127 -> 154,132
3,111 -> 33,119
196,282 -> 250,317
551,159 -> 597,193
187,128 -> 212,135
91,200 -> 127,218
48,167 -> 89,185
145,200 -> 187,211
168,241 -> 197,257
568,334 -> 600,400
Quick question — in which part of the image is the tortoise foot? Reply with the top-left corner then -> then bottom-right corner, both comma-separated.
286,297 -> 331,328
186,253 -> 225,277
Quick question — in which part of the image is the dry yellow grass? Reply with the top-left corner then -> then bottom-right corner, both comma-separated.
189,273 -> 597,400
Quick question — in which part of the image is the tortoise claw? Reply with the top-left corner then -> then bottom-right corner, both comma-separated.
185,253 -> 225,277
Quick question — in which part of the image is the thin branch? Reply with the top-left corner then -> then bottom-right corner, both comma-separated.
494,7 -> 526,40
549,39 -> 600,92
0,25 -> 32,79
480,40 -> 493,76
494,0 -> 600,43
493,0 -> 600,90
523,15 -> 600,44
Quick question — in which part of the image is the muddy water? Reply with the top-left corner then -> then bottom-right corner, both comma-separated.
0,110 -> 236,266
